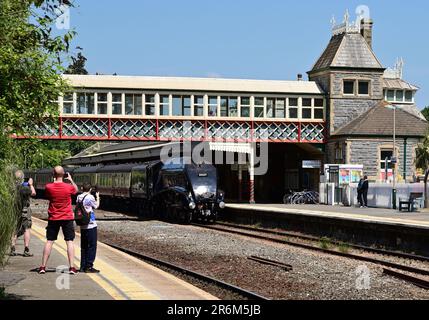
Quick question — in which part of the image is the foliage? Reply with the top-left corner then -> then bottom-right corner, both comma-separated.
415,135 -> 429,208
0,0 -> 76,264
65,52 -> 88,75
421,107 -> 429,121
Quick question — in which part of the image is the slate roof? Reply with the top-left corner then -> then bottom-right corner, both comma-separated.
333,101 -> 428,137
383,78 -> 419,91
310,32 -> 383,71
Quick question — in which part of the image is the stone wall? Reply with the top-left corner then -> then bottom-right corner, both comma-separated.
348,137 -> 421,181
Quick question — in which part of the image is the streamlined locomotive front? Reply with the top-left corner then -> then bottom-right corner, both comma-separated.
186,164 -> 225,221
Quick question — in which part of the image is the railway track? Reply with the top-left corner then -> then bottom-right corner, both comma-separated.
383,269 -> 429,290
215,222 -> 429,263
103,241 -> 270,300
192,223 -> 429,280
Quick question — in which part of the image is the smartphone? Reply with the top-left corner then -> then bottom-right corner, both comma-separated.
64,172 -> 69,179
24,178 -> 30,183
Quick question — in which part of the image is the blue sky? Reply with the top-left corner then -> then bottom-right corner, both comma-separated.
68,0 -> 428,108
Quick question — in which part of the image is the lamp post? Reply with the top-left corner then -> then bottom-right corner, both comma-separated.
392,105 -> 397,209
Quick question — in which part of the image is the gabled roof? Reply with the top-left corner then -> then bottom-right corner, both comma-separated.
310,32 -> 384,72
333,101 -> 428,137
383,78 -> 419,91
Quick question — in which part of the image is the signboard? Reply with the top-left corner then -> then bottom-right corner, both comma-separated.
302,160 -> 322,169
339,169 -> 350,184
350,170 -> 362,183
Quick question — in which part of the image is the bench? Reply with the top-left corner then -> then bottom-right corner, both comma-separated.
399,192 -> 424,212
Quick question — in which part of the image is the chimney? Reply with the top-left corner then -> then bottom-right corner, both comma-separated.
297,73 -> 303,81
360,18 -> 373,49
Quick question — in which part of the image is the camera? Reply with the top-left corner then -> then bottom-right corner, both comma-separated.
64,172 -> 69,179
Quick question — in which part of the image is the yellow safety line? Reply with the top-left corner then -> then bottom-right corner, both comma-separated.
31,220 -> 159,300
227,204 -> 429,228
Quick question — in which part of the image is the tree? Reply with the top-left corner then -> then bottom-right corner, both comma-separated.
0,0 -> 76,265
415,135 -> 429,208
65,52 -> 88,75
421,107 -> 429,121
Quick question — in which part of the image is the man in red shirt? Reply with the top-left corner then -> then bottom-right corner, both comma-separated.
38,166 -> 79,274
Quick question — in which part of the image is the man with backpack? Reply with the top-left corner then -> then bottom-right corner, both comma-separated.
76,183 -> 100,273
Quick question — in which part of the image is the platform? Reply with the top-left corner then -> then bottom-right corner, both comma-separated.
1,218 -> 217,300
226,203 -> 429,229
223,203 -> 429,256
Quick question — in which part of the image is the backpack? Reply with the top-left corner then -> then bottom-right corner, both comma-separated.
74,194 -> 90,226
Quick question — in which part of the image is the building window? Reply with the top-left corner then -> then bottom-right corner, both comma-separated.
275,98 -> 285,118
405,91 -> 413,102
172,95 -> 191,116
266,98 -> 274,118
208,96 -> 218,117
77,92 -> 95,114
63,93 -> 74,114
240,97 -> 250,118
395,90 -> 404,102
343,80 -> 355,95
302,98 -> 312,119
112,93 -> 123,115
386,90 -> 395,102
145,94 -> 155,115
314,98 -> 324,120
220,97 -> 238,117
288,97 -> 298,119
194,96 -> 204,116
358,81 -> 370,95
335,143 -> 343,161
125,94 -> 143,115
97,93 -> 108,115
254,97 -> 265,118
159,95 -> 169,116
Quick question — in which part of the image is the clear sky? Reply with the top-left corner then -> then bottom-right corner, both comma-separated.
68,0 -> 428,108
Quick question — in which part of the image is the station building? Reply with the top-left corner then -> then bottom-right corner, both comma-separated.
60,13 -> 427,203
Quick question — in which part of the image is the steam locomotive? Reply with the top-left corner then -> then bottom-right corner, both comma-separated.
27,159 -> 225,223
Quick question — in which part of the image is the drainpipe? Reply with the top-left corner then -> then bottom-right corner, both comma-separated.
403,138 -> 407,181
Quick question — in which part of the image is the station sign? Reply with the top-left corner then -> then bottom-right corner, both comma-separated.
302,160 -> 322,169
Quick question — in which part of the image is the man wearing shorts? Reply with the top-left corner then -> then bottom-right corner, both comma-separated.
38,166 -> 78,274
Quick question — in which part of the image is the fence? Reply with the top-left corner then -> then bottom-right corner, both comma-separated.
320,182 -> 426,209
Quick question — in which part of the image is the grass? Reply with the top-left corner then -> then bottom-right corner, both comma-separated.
338,242 -> 350,254
0,164 -> 19,266
319,237 -> 332,250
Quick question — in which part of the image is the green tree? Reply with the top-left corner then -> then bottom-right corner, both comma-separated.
421,107 -> 429,121
415,135 -> 429,208
65,52 -> 88,75
0,0 -> 76,265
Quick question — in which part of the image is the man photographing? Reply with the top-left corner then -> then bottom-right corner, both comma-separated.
38,166 -> 78,274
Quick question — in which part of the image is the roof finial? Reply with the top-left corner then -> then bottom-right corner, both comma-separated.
344,9 -> 350,24
330,15 -> 336,27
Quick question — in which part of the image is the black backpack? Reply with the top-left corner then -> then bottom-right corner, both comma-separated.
74,194 -> 90,226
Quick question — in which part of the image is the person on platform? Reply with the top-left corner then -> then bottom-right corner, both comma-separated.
358,176 -> 369,208
38,166 -> 78,274
10,170 -> 36,257
77,183 -> 100,273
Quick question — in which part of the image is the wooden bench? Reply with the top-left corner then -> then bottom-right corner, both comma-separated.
399,192 -> 424,212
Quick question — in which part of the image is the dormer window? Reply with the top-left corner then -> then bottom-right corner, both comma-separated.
385,89 -> 414,103
343,80 -> 355,95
